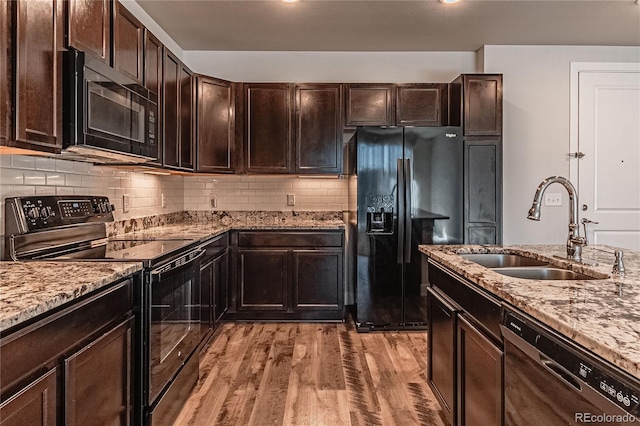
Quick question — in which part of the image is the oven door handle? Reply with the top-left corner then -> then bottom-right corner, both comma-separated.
150,248 -> 206,280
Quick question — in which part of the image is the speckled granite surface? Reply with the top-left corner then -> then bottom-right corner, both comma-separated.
1,211 -> 345,334
419,244 -> 640,379
106,211 -> 345,238
0,261 -> 142,333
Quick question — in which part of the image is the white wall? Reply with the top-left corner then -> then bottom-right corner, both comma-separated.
183,51 -> 476,82
481,46 -> 640,245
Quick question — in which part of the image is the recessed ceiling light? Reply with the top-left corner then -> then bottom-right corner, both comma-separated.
282,0 -> 298,2
440,0 -> 461,3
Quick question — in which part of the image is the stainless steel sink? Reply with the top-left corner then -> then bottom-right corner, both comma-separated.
460,253 -> 549,268
493,267 -> 601,280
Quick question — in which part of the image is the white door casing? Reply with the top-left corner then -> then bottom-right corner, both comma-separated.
570,63 -> 640,250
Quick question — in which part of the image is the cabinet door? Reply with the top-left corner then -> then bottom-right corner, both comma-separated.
344,83 -> 395,126
295,84 -> 342,174
144,30 -> 162,164
427,288 -> 457,426
197,76 -> 234,173
463,75 -> 502,136
113,1 -> 143,84
292,249 -> 343,311
199,258 -> 214,344
0,368 -> 57,426
64,318 -> 133,426
66,0 -> 111,64
180,63 -> 195,170
464,139 -> 502,244
162,49 -> 180,168
396,84 -> 447,126
244,83 -> 293,173
213,251 -> 228,323
457,315 -> 503,426
14,0 -> 64,152
237,249 -> 288,311
0,0 -> 11,144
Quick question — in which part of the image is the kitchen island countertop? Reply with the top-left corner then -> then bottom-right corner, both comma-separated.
0,261 -> 142,333
419,244 -> 640,380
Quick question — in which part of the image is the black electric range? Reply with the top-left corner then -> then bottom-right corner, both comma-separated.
3,195 -> 204,426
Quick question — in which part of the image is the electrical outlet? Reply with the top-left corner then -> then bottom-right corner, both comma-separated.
287,194 -> 295,206
123,194 -> 130,213
210,195 -> 217,208
161,193 -> 166,208
545,193 -> 562,206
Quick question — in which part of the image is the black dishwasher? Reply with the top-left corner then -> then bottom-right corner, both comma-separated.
501,309 -> 640,425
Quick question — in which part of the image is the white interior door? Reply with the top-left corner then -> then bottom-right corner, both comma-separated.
577,69 -> 640,250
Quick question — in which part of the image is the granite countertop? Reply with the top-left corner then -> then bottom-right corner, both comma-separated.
0,261 -> 142,333
1,211 -> 346,334
419,244 -> 640,379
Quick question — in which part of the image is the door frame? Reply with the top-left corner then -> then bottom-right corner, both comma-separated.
569,62 -> 640,185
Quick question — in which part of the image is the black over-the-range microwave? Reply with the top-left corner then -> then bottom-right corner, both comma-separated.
63,49 -> 158,163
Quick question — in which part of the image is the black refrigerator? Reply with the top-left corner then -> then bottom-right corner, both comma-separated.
355,126 -> 463,331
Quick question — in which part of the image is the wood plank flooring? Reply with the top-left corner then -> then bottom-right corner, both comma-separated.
174,321 -> 446,426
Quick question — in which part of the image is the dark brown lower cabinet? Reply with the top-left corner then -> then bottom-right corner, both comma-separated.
0,368 -> 57,426
199,234 -> 229,352
426,259 -> 503,426
0,277 -> 136,426
64,318 -> 133,426
292,249 -> 343,311
229,231 -> 345,321
238,249 -> 288,311
457,315 -> 503,426
427,288 -> 458,426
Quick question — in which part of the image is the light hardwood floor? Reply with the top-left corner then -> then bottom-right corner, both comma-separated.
174,321 -> 446,426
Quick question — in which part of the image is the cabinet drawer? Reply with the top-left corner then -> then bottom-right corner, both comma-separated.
0,278 -> 133,393
427,260 -> 501,341
238,231 -> 342,248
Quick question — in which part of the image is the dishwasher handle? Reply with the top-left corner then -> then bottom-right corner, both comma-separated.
501,325 -> 583,393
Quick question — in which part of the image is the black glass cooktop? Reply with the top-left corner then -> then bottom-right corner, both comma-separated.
51,238 -> 197,264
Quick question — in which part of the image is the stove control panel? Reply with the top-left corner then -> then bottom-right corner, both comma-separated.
5,196 -> 115,233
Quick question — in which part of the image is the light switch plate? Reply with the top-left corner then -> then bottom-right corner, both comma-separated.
123,194 -> 130,213
161,193 -> 166,208
545,193 -> 562,206
210,195 -> 217,208
287,194 -> 295,206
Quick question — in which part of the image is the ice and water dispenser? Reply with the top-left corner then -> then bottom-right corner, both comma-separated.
366,195 -> 394,235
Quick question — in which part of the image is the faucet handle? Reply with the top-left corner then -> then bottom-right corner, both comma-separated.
581,218 -> 599,245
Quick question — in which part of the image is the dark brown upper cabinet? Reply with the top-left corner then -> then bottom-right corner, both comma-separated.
344,83 -> 395,126
295,84 -> 342,174
13,0 -> 64,152
1,1 -> 12,145
113,1 -> 143,84
144,30 -> 162,164
197,75 -> 234,173
66,0 -> 112,64
450,74 -> 503,136
162,49 -> 180,168
244,83 -> 293,173
179,63 -> 195,170
396,83 -> 448,126
163,51 -> 194,171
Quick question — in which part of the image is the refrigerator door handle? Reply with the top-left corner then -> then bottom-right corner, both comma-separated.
404,159 -> 412,263
397,158 -> 405,264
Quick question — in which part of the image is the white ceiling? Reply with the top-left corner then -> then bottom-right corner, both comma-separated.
136,0 -> 640,52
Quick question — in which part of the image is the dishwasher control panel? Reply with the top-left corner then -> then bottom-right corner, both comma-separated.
504,312 -> 640,417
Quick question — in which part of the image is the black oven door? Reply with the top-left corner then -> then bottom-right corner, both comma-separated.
147,247 -> 204,405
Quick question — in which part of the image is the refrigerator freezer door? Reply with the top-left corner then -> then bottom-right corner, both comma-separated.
356,127 -> 404,328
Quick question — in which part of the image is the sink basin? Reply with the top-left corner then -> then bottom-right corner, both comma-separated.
493,267 -> 600,280
460,253 -> 549,268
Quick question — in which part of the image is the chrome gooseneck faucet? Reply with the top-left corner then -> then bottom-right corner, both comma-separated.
527,176 -> 588,261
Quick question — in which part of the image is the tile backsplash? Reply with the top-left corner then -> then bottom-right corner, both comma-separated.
0,155 -> 349,235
